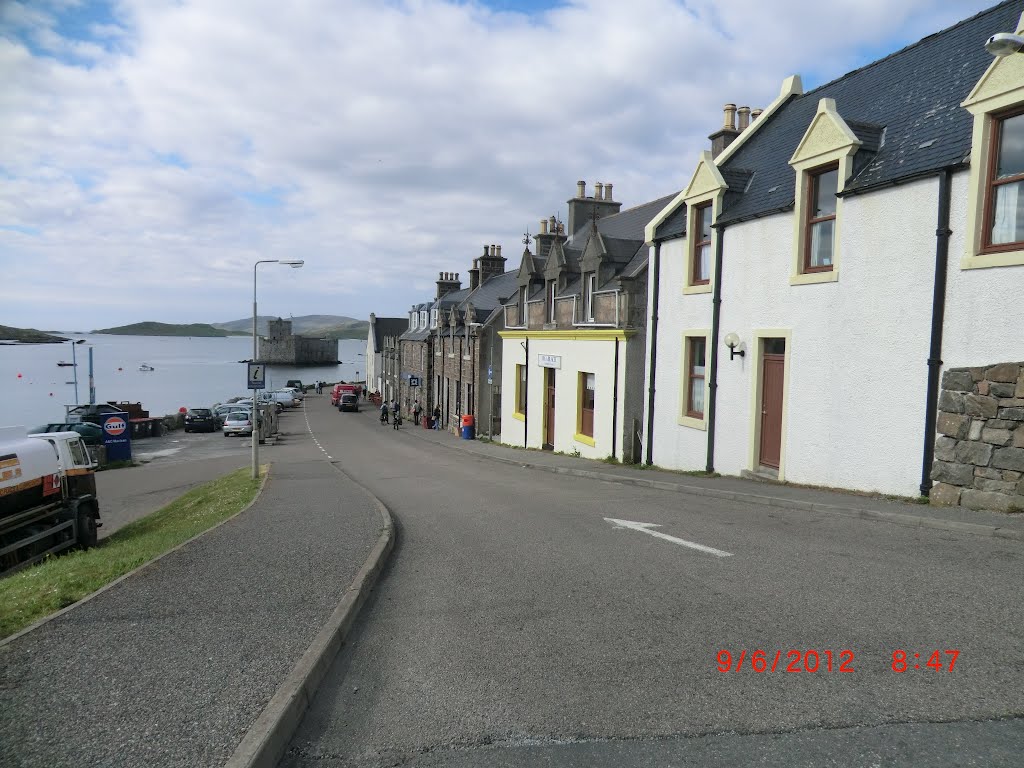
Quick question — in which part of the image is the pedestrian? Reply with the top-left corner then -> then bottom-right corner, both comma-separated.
432,405 -> 441,430
379,400 -> 389,424
412,399 -> 422,427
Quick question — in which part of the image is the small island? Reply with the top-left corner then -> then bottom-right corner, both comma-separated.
91,322 -> 249,337
0,324 -> 67,344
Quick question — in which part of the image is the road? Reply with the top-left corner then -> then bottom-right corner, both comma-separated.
281,395 -> 1024,766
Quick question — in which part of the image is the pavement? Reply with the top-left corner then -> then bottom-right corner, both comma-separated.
0,406 -> 392,768
404,417 -> 1024,541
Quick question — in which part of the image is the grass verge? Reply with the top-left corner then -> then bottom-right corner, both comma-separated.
0,466 -> 264,641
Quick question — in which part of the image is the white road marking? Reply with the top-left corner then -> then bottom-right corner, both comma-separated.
603,517 -> 733,558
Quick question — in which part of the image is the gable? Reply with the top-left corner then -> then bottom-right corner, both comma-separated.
961,11 -> 1024,113
789,98 -> 862,167
580,230 -> 608,272
683,151 -> 728,202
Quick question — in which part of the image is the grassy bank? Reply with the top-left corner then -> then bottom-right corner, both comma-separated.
0,466 -> 264,640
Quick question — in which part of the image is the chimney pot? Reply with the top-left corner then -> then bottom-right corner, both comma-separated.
549,214 -> 557,230
455,273 -> 459,281
439,272 -> 443,279
577,180 -> 586,198
751,108 -> 763,121
540,218 -> 548,235
490,244 -> 496,257
737,106 -> 750,131
604,182 -> 613,201
594,182 -> 603,200
723,103 -> 737,130
496,245 -> 501,258
482,245 -> 489,256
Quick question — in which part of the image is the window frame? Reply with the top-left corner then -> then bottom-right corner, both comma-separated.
677,330 -> 710,430
517,286 -> 527,326
802,162 -> 839,273
546,280 -> 556,324
576,372 -> 595,443
685,337 -> 707,419
514,363 -> 527,419
584,272 -> 597,321
981,106 -> 1024,255
691,202 -> 713,286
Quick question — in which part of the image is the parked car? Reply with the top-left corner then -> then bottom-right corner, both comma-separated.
222,411 -> 254,437
184,408 -> 218,433
269,390 -> 299,408
285,379 -> 305,392
338,394 -> 359,412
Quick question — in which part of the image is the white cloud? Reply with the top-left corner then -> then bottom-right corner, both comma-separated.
0,0 -> 1000,328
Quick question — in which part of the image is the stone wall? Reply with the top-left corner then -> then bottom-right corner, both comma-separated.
931,361 -> 1024,513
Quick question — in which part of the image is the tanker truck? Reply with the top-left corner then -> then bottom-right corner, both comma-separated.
0,426 -> 101,576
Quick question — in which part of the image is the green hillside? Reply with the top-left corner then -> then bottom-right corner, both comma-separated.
213,315 -> 369,339
92,322 -> 248,337
0,324 -> 67,343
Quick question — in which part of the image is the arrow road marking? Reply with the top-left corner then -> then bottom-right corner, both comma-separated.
604,518 -> 733,558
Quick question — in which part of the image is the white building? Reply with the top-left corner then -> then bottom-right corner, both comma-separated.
365,313 -> 407,396
643,2 -> 1024,502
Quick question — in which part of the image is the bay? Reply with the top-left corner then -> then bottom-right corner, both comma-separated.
0,334 -> 368,429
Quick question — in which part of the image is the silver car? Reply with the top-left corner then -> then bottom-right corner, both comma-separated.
222,411 -> 254,437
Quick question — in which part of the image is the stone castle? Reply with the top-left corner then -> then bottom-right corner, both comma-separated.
257,318 -> 338,365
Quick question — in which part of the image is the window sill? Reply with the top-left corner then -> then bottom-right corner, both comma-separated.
512,411 -> 525,422
961,249 -> 1024,269
790,269 -> 838,286
682,283 -> 713,295
677,414 -> 707,430
573,433 -> 596,447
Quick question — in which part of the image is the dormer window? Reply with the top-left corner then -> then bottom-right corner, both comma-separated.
985,109 -> 1024,250
584,272 -> 596,321
517,286 -> 527,326
804,164 -> 838,272
431,309 -> 438,328
546,280 -> 556,323
420,310 -> 427,327
410,311 -> 417,330
692,203 -> 712,285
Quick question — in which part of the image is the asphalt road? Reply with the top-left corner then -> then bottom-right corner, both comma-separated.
281,395 -> 1024,766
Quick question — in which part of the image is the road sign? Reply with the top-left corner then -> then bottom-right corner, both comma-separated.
409,376 -> 420,387
247,362 -> 265,390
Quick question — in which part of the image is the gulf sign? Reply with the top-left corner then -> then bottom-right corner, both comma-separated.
104,417 -> 127,436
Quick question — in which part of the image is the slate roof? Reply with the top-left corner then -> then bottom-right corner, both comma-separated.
717,0 -> 1024,225
462,270 -> 518,314
371,317 -> 407,351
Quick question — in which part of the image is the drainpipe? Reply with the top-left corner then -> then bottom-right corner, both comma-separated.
612,337 -> 620,459
920,168 -> 953,497
645,240 -> 662,465
522,338 -> 529,447
706,223 -> 726,474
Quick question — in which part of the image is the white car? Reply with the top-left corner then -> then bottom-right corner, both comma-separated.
222,411 -> 254,437
269,391 -> 299,408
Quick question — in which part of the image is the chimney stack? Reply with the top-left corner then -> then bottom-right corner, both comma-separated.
709,102 -> 741,158
477,241 -> 507,285
436,271 -> 462,299
468,258 -> 481,291
737,106 -> 750,131
577,180 -> 586,198
567,179 -> 622,236
540,218 -> 549,235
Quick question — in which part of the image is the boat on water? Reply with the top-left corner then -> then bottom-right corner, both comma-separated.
138,363 -> 155,372
57,361 -> 76,367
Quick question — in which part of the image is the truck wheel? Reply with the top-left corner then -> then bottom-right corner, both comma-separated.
77,507 -> 98,549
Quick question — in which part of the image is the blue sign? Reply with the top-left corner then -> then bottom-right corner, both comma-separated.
409,376 -> 420,387
100,411 -> 132,462
247,363 -> 265,390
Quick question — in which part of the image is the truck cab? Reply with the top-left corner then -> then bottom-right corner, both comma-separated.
30,431 -> 99,500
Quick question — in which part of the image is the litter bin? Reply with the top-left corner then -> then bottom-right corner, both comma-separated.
460,413 -> 475,440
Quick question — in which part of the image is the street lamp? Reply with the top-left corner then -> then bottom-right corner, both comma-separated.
252,259 -> 304,479
67,338 -> 86,405
985,32 -> 1024,56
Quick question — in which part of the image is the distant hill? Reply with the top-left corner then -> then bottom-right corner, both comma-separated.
92,322 -> 249,337
0,324 -> 67,343
213,315 -> 369,340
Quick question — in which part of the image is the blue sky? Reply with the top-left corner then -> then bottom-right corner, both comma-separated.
0,0 -> 1010,329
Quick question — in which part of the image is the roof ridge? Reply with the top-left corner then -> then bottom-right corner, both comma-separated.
801,0 -> 1017,99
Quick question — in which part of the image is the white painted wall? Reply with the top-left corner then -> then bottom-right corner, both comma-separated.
499,336 -> 632,460
364,330 -> 380,393
944,172 -> 1024,368
650,176 -> 949,497
645,237 -> 714,471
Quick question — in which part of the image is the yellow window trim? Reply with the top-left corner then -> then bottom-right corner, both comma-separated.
513,363 -> 526,421
678,330 -> 710,430
960,18 -> 1024,269
573,433 -> 596,447
788,98 -> 860,286
499,329 -> 633,341
677,153 -> 726,293
512,411 -> 525,422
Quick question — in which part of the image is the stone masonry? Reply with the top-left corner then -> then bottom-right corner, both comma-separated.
931,361 -> 1024,513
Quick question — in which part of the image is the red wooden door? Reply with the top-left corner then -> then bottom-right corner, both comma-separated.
544,368 -> 556,449
759,354 -> 785,469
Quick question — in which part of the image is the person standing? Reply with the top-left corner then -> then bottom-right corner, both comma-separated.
412,400 -> 422,427
379,400 -> 389,424
432,405 -> 442,430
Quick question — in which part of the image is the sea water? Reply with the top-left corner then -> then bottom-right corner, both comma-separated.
0,334 -> 368,429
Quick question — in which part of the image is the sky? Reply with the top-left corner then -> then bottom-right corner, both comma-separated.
0,0 -> 1005,330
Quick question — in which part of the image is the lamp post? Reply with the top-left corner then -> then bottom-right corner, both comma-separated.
252,259 -> 304,479
68,338 -> 86,405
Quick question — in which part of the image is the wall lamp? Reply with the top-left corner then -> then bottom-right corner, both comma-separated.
724,332 -> 745,361
985,32 -> 1024,56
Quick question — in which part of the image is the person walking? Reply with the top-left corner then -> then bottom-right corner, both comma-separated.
379,400 -> 389,424
432,405 -> 442,430
412,400 -> 422,427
